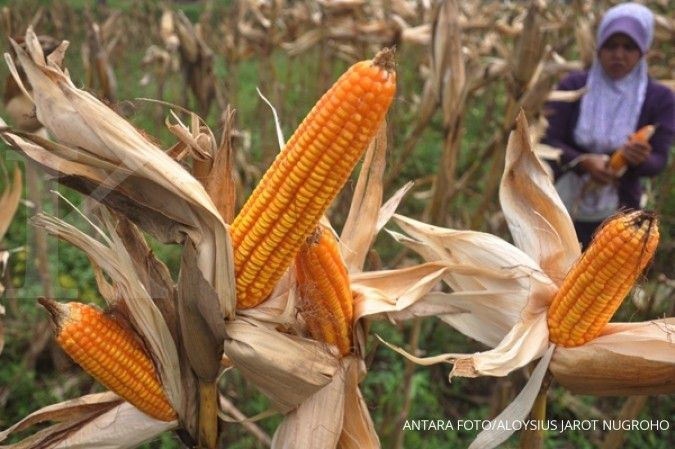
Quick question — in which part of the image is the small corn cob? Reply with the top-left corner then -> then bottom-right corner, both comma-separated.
547,211 -> 659,347
231,48 -> 396,309
39,298 -> 177,421
608,125 -> 656,173
295,226 -> 353,356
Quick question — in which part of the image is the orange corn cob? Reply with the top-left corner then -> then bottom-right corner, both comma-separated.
295,226 -> 353,356
39,298 -> 177,421
231,49 -> 396,308
608,124 -> 656,172
547,211 -> 659,347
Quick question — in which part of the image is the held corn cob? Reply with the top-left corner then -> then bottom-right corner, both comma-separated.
39,298 -> 177,422
295,226 -> 353,356
608,125 -> 656,174
231,49 -> 396,309
547,211 -> 659,347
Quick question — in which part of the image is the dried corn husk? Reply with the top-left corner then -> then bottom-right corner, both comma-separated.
1,28 -> 235,320
551,319 -> 675,395
0,393 -> 177,449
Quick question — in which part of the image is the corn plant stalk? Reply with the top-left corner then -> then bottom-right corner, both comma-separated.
391,318 -> 423,449
174,11 -> 217,117
470,1 -> 546,229
218,395 -> 272,446
519,370 -> 552,449
84,18 -> 118,102
383,78 -> 436,192
426,0 -> 468,226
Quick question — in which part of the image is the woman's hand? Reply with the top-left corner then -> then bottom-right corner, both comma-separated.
621,141 -> 652,166
579,154 -> 616,184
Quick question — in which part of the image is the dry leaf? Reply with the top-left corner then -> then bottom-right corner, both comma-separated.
547,87 -> 587,102
0,393 -> 171,449
338,358 -> 379,449
177,240 -> 226,382
467,345 -> 555,449
271,361 -> 347,449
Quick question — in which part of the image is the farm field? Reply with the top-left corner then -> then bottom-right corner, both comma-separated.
0,1 -> 673,448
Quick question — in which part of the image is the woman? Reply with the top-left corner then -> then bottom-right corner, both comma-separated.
543,2 -> 674,248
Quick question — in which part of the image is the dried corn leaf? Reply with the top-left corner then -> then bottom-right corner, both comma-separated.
160,10 -> 178,50
271,356 -> 378,449
377,182 -> 413,231
271,361 -> 347,449
205,107 -> 238,223
390,215 -> 552,296
351,263 -> 451,322
165,112 -> 213,163
0,392 -> 122,444
47,401 -> 176,449
422,290 -> 531,348
338,357 -> 378,449
467,345 -> 555,449
112,216 -> 176,334
534,143 -> 563,162
384,313 -> 550,378
0,393 -> 174,449
177,240 -> 227,382
3,28 -> 234,319
547,87 -> 586,102
223,319 -> 340,413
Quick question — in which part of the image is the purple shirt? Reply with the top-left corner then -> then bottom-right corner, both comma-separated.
543,71 -> 675,209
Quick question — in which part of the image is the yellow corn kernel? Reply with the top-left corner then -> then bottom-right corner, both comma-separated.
547,211 -> 659,347
295,226 -> 353,356
39,298 -> 177,421
231,48 -> 396,309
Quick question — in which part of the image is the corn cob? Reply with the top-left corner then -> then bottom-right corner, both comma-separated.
39,298 -> 177,421
547,211 -> 659,347
231,49 -> 396,309
295,226 -> 353,356
608,125 -> 656,173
